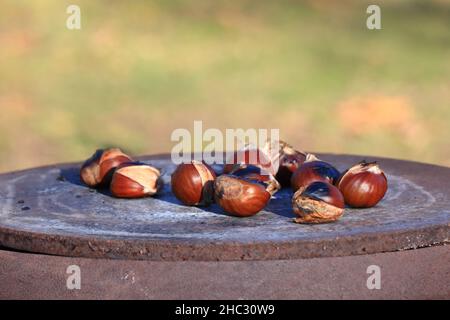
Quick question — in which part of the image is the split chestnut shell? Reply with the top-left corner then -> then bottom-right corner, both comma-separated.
80,148 -> 132,188
275,141 -> 307,187
214,174 -> 279,217
110,162 -> 163,198
292,181 -> 345,224
171,161 -> 216,206
337,161 -> 388,208
223,140 -> 280,176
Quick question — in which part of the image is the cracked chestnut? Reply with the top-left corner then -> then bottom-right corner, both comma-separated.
275,141 -> 307,187
214,174 -> 280,217
110,162 -> 163,198
292,181 -> 345,224
337,161 -> 388,208
223,141 -> 280,176
80,148 -> 132,188
171,161 -> 216,206
291,154 -> 340,192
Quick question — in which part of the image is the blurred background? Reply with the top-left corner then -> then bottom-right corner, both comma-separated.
1,0 -> 449,172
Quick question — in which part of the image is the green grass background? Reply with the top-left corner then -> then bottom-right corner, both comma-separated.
0,0 -> 449,172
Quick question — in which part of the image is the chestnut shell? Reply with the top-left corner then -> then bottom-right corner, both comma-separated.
110,162 -> 163,198
80,148 -> 132,188
275,141 -> 306,187
223,148 -> 274,176
227,164 -> 271,183
299,181 -> 345,209
171,161 -> 216,206
292,181 -> 345,224
214,174 -> 271,217
337,161 -> 388,208
291,159 -> 340,192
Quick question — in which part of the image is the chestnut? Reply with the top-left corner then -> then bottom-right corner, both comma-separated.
223,141 -> 279,176
80,148 -> 132,188
290,154 -> 340,192
275,141 -> 307,187
337,161 -> 388,208
214,174 -> 280,217
171,160 -> 216,206
225,164 -> 273,184
292,181 -> 345,224
110,162 -> 163,198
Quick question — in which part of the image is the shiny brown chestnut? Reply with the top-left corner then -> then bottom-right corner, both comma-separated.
171,160 -> 216,206
290,154 -> 340,192
275,141 -> 307,187
214,174 -> 280,217
110,162 -> 163,198
292,181 -> 345,224
80,148 -> 132,188
337,161 -> 388,208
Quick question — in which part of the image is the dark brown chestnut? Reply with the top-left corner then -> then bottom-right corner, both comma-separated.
292,181 -> 345,224
275,141 -> 307,187
214,174 -> 280,217
291,154 -> 340,192
337,161 -> 388,208
80,148 -> 133,188
171,160 -> 216,206
225,164 -> 274,184
110,162 -> 163,198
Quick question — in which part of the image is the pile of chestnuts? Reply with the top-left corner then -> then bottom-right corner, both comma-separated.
290,156 -> 387,223
170,142 -> 387,222
79,141 -> 388,224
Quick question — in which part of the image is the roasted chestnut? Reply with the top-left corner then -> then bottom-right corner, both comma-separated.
110,162 -> 163,198
171,160 -> 216,206
337,161 -> 388,208
223,141 -> 279,176
225,164 -> 273,183
214,174 -> 280,217
80,148 -> 132,188
275,141 -> 307,187
291,154 -> 340,192
292,181 -> 345,224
